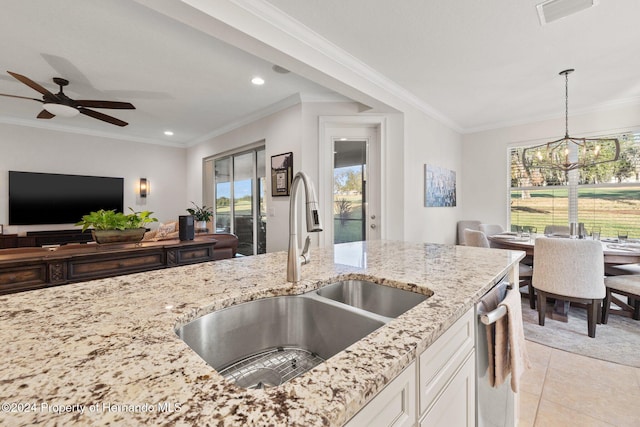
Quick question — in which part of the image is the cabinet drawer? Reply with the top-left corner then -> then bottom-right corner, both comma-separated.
169,244 -> 215,266
419,309 -> 474,415
0,264 -> 47,293
344,361 -> 416,427
68,252 -> 165,280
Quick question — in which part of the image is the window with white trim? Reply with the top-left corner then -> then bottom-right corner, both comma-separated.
509,131 -> 640,238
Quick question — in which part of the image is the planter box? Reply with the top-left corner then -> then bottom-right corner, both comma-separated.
91,228 -> 146,244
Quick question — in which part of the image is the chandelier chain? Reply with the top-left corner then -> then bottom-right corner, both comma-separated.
564,71 -> 569,138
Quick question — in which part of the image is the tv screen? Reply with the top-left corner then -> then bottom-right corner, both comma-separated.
9,171 -> 124,225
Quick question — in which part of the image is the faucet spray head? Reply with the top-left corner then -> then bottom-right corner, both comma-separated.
303,174 -> 322,232
306,201 -> 322,232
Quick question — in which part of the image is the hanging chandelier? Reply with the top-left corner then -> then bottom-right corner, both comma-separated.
522,69 -> 620,172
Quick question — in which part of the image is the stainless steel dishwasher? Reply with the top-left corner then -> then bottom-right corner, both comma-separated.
475,278 -> 516,427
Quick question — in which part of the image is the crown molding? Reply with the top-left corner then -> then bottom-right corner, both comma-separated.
186,93 -> 303,146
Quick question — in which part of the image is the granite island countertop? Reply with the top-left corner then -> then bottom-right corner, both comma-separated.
1,240 -> 523,426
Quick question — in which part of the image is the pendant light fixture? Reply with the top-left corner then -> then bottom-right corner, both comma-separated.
522,69 -> 620,172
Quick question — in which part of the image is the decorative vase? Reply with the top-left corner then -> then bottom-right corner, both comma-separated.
91,228 -> 147,244
195,220 -> 208,233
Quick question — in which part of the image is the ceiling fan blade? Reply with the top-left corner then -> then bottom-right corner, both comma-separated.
79,108 -> 128,127
74,100 -> 135,109
7,71 -> 58,99
0,93 -> 43,102
37,110 -> 55,119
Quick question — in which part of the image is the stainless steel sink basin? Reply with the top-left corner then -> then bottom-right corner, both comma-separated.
176,296 -> 384,389
316,280 -> 428,318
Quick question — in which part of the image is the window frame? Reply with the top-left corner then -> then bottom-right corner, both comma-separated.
508,130 -> 640,236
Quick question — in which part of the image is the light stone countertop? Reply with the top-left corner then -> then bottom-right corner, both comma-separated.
0,240 -> 523,426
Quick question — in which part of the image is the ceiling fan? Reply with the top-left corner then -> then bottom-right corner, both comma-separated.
0,71 -> 135,127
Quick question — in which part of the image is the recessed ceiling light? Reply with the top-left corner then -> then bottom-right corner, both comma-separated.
251,77 -> 265,85
164,130 -> 174,136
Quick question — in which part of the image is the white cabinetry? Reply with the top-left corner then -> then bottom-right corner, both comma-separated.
419,351 -> 475,426
344,361 -> 416,427
418,309 -> 475,426
344,308 -> 475,427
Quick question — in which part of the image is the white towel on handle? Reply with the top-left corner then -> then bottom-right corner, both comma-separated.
495,288 -> 531,392
480,284 -> 502,387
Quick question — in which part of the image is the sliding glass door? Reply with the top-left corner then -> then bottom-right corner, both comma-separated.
206,146 -> 266,256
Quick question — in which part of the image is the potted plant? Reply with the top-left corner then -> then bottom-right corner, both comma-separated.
186,202 -> 213,233
76,208 -> 158,244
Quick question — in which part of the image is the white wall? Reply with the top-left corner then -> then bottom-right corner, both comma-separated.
461,104 -> 640,228
0,123 -> 187,234
403,108 -> 463,244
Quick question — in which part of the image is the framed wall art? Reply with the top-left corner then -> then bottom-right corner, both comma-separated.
424,164 -> 456,207
271,152 -> 293,197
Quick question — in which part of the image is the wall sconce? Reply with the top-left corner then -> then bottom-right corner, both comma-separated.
139,178 -> 148,198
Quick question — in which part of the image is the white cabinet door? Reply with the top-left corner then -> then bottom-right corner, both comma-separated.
419,351 -> 475,427
344,361 -> 416,427
418,309 -> 474,416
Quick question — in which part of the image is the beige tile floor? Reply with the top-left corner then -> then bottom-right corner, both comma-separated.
519,340 -> 640,426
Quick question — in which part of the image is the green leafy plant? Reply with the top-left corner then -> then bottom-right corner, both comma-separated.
76,208 -> 158,232
335,198 -> 352,226
186,201 -> 213,222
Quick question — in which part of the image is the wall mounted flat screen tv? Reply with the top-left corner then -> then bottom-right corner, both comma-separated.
9,171 -> 124,225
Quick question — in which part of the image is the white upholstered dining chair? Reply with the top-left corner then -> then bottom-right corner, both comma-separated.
479,223 -> 505,236
532,238 -> 605,338
457,220 -> 481,245
464,229 -> 535,307
463,228 -> 490,248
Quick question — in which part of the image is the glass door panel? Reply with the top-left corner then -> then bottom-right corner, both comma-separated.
210,147 -> 266,255
257,149 -> 266,254
233,152 -> 255,256
214,158 -> 231,233
333,140 -> 366,243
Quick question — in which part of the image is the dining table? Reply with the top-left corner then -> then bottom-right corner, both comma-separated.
487,233 -> 640,265
487,233 -> 640,321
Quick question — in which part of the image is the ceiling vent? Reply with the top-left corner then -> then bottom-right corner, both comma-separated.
537,0 -> 599,25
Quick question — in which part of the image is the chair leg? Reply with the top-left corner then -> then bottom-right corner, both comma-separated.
602,288 -> 611,325
529,284 -> 536,309
538,292 -> 546,326
587,300 -> 597,338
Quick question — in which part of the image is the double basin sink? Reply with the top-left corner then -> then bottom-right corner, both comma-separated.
176,280 -> 429,389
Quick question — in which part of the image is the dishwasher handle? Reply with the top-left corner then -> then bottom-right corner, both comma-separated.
477,279 -> 512,325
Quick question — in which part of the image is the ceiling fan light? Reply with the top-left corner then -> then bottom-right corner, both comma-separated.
43,103 -> 79,118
